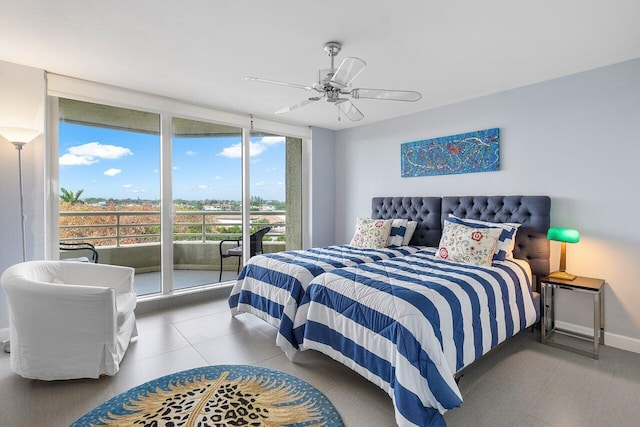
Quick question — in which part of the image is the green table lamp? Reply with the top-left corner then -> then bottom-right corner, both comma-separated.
547,227 -> 580,280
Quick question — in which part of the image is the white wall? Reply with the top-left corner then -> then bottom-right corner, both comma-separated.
309,127 -> 336,247
0,60 -> 46,335
334,58 -> 640,352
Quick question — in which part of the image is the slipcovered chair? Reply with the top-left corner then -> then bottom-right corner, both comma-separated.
0,260 -> 137,380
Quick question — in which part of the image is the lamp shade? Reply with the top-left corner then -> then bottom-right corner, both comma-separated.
547,227 -> 580,243
0,126 -> 41,144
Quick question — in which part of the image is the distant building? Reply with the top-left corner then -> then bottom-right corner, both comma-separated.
203,203 -> 232,211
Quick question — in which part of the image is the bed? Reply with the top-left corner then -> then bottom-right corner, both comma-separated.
285,195 -> 551,427
229,198 -> 444,354
228,245 -> 423,343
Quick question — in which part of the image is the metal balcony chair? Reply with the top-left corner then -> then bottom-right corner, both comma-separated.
219,226 -> 272,281
59,242 -> 99,263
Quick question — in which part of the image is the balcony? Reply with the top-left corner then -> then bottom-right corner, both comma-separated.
59,209 -> 287,296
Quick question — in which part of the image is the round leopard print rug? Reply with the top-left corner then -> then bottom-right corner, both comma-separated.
71,365 -> 344,426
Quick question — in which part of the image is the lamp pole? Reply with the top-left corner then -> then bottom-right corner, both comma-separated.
1,142 -> 25,354
14,141 -> 27,262
0,126 -> 41,354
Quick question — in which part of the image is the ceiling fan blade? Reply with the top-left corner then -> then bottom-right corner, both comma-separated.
351,88 -> 422,102
336,99 -> 364,121
275,97 -> 321,114
245,77 -> 315,92
330,57 -> 367,88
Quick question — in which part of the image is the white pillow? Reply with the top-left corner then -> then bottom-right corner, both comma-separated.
387,218 -> 409,247
349,218 -> 393,248
436,220 -> 502,266
448,215 -> 520,260
402,221 -> 418,245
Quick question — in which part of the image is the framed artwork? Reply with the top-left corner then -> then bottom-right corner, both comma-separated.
401,128 -> 500,177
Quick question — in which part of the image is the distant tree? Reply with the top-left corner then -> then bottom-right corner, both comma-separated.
250,195 -> 265,206
60,188 -> 84,204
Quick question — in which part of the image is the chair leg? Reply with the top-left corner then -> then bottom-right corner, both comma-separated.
219,256 -> 223,282
237,257 -> 241,274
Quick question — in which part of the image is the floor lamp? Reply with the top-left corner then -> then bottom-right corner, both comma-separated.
0,126 -> 41,353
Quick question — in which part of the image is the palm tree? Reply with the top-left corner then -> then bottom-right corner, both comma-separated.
250,195 -> 265,206
60,188 -> 84,204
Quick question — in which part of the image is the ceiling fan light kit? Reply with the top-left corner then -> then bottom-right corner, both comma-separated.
246,41 -> 422,122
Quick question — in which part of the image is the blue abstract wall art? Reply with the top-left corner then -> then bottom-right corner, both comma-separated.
401,128 -> 500,177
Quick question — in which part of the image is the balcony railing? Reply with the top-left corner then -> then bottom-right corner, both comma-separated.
59,210 -> 285,247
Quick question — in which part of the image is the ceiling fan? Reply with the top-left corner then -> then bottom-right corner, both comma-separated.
246,41 -> 422,122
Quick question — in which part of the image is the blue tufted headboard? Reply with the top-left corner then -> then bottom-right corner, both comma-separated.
371,195 -> 551,278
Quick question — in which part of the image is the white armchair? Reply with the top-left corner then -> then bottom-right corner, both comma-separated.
1,260 -> 138,380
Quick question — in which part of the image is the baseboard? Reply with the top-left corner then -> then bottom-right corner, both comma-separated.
554,320 -> 640,354
135,283 -> 233,315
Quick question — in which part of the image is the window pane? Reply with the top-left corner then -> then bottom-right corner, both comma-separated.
250,132 -> 302,254
172,118 -> 243,288
58,98 -> 162,296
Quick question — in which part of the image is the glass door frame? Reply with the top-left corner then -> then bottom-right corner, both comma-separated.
46,74 -> 311,298
160,114 -> 174,293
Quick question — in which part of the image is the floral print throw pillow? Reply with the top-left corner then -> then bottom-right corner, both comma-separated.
436,220 -> 503,266
349,218 -> 393,248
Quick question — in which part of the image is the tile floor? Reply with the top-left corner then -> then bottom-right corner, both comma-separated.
1,291 -> 640,426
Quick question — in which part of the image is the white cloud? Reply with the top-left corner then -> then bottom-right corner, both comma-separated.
186,150 -> 197,156
215,176 -> 222,180
132,189 -> 147,194
173,166 -> 179,170
69,142 -> 132,159
260,136 -> 285,145
255,181 -> 266,187
59,153 -> 99,166
123,184 -> 133,188
59,142 -> 132,166
197,184 -> 208,189
218,143 -> 242,158
277,181 -> 284,185
104,168 -> 122,176
218,136 -> 284,159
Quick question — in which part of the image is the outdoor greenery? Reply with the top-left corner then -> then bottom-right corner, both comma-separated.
60,197 -> 286,246
60,188 -> 84,204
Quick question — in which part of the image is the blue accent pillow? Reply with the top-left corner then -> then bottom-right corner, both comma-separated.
387,219 -> 409,247
447,215 -> 520,261
402,221 -> 418,245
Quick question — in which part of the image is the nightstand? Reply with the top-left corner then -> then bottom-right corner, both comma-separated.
540,275 -> 605,359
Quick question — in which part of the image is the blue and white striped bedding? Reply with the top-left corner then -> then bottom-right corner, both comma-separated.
228,245 -> 422,344
289,248 -> 538,427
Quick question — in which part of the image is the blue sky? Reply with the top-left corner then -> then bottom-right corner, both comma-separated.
59,123 -> 286,201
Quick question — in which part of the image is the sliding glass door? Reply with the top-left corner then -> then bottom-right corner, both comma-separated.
52,92 -> 304,298
249,132 -> 302,253
57,98 -> 162,296
172,118 -> 243,290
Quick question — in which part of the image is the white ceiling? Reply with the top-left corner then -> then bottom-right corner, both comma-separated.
1,0 -> 640,130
